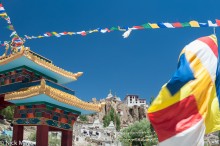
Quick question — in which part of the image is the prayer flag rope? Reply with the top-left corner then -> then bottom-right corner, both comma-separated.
23,20 -> 220,39
0,2 -> 24,48
1,2 -> 220,44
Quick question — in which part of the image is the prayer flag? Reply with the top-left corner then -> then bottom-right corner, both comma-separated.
216,19 -> 220,26
172,22 -> 182,28
147,35 -> 220,146
208,20 -> 217,27
189,20 -> 200,27
149,23 -> 160,29
163,23 -> 174,28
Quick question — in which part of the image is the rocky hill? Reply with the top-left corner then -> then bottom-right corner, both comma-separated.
84,95 -> 148,127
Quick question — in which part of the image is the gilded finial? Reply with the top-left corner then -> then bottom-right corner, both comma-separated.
39,79 -> 46,93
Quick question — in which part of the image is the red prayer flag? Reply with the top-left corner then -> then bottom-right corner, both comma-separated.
133,26 -> 144,29
172,22 -> 182,28
216,19 -> 220,26
81,31 -> 87,36
46,32 -> 52,36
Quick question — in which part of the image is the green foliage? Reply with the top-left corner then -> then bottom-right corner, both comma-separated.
103,114 -> 111,127
116,113 -> 121,131
28,132 -> 36,141
0,106 -> 14,120
110,108 -> 115,121
103,107 -> 121,131
49,133 -> 61,146
27,132 -> 61,146
79,115 -> 88,122
119,119 -> 158,146
0,134 -> 12,145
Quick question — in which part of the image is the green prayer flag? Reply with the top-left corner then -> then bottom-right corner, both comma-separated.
110,27 -> 118,31
142,23 -> 152,28
7,25 -> 14,30
181,22 -> 190,27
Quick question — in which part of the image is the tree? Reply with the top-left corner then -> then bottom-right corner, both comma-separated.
0,134 -> 12,146
0,106 -> 14,120
49,133 -> 61,146
28,132 -> 36,141
79,115 -> 88,122
119,119 -> 158,146
28,132 -> 61,146
103,107 -> 121,131
103,114 -> 111,127
115,113 -> 121,131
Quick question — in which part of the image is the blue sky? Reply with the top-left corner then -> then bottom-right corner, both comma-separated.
0,0 -> 219,102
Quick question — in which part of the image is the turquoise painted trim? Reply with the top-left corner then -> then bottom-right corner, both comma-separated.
15,118 -> 41,125
0,56 -> 75,84
0,80 -> 40,94
0,79 -> 75,95
10,94 -> 95,115
14,118 -> 72,130
16,101 -> 80,115
0,65 -> 57,83
46,119 -> 72,130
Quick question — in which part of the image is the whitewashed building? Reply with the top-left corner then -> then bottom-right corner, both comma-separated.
105,90 -> 121,102
124,95 -> 146,107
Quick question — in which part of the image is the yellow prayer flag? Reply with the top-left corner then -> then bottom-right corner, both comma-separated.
189,21 -> 200,27
149,23 -> 160,28
67,32 -> 74,35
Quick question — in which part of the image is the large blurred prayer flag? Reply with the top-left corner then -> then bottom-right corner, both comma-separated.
147,35 -> 220,146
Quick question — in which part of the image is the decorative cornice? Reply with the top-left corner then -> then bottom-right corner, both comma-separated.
0,47 -> 83,81
5,79 -> 103,112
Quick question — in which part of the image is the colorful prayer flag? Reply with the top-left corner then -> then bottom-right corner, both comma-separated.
199,23 -> 208,27
189,20 -> 200,27
133,26 -> 144,29
157,23 -> 167,28
208,20 -> 217,27
0,4 -> 5,13
181,22 -> 191,27
147,35 -> 220,146
7,24 -> 14,30
149,23 -> 160,29
141,23 -> 151,28
172,22 -> 182,28
216,19 -> 220,26
163,23 -> 174,28
51,32 -> 60,37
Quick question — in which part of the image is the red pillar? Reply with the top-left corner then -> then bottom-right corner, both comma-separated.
12,125 -> 24,145
36,125 -> 49,146
61,130 -> 73,146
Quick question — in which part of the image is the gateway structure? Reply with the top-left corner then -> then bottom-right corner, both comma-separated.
0,47 -> 102,146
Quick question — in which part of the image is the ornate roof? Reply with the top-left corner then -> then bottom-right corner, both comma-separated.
4,79 -> 104,114
0,47 -> 82,84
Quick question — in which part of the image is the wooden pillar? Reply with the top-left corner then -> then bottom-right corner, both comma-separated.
12,125 -> 23,145
36,125 -> 49,146
61,130 -> 73,146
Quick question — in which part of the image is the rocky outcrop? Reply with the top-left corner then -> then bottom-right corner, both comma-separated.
83,98 -> 147,127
